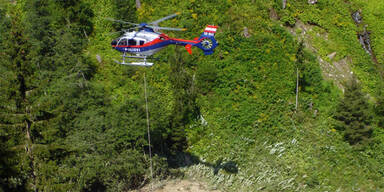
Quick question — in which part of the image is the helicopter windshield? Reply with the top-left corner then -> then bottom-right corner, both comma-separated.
111,38 -> 119,46
118,38 -> 128,46
112,37 -> 146,46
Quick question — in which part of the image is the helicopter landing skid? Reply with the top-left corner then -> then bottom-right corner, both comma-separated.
114,59 -> 153,67
114,54 -> 154,67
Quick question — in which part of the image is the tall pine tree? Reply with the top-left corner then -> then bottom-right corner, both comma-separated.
0,6 -> 27,192
375,85 -> 384,129
167,48 -> 199,155
334,78 -> 373,147
22,0 -> 95,190
0,4 -> 35,191
0,1 -> 95,190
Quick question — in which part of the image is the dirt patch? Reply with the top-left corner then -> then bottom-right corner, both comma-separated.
133,179 -> 221,192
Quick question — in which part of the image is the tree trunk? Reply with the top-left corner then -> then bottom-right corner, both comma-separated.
282,0 -> 287,9
295,67 -> 299,112
25,119 -> 37,192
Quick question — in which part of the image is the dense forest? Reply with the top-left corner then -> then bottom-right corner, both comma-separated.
1,0 -> 384,191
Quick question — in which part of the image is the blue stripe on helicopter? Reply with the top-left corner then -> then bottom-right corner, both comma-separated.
114,40 -> 195,53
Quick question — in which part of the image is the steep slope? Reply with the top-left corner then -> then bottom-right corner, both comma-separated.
113,0 -> 383,191
1,0 -> 384,191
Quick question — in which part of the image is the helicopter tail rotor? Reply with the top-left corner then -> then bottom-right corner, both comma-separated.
194,25 -> 218,55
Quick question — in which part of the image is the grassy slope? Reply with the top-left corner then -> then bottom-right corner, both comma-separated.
285,0 -> 383,92
84,0 -> 384,191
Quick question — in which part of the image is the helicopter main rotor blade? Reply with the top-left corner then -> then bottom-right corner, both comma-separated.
105,17 -> 140,26
108,31 -> 122,35
149,12 -> 180,25
107,29 -> 130,35
149,25 -> 187,31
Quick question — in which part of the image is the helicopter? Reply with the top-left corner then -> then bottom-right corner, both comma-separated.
108,13 -> 218,66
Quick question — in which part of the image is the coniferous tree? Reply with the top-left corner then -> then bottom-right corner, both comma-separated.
0,1 -> 96,190
167,48 -> 199,154
0,4 -> 35,191
0,7 -> 27,191
113,0 -> 137,31
23,1 -> 95,190
334,78 -> 373,147
295,42 -> 305,111
375,85 -> 384,129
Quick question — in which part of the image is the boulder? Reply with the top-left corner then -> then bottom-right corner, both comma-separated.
328,52 -> 337,60
243,27 -> 251,38
358,26 -> 373,55
96,54 -> 102,63
352,11 -> 362,24
308,0 -> 317,5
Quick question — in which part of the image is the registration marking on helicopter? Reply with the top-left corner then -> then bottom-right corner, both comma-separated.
125,48 -> 141,52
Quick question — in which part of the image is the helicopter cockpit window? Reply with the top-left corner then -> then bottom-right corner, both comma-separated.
139,40 -> 145,45
128,39 -> 136,46
118,38 -> 128,46
111,38 -> 119,46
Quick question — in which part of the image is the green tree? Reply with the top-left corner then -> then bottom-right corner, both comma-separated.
112,0 -> 137,31
0,4 -> 34,191
0,9 -> 26,185
0,1 -> 96,190
167,48 -> 199,154
196,61 -> 217,95
24,1 -> 96,190
334,78 -> 373,147
375,84 -> 384,129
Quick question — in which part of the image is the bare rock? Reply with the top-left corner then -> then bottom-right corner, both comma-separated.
136,0 -> 141,9
96,54 -> 102,63
352,11 -> 362,24
269,8 -> 279,20
243,27 -> 251,38
328,52 -> 337,60
358,26 -> 373,55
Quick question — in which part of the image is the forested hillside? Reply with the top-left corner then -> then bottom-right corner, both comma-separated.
1,0 -> 384,191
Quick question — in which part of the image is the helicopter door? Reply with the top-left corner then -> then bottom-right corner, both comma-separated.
128,39 -> 136,46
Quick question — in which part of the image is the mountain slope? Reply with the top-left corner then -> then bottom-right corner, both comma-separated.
1,0 -> 384,191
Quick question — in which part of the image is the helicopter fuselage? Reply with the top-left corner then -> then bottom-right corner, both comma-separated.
111,30 -> 199,56
108,12 -> 218,66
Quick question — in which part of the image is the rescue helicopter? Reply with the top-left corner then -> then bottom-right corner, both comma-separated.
108,13 -> 218,66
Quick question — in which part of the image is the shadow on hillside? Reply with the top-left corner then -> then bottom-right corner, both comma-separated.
167,152 -> 238,175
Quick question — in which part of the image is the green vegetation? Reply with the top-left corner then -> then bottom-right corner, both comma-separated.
1,0 -> 384,191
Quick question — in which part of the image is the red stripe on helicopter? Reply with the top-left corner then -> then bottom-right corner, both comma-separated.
112,37 -> 200,49
170,38 -> 200,44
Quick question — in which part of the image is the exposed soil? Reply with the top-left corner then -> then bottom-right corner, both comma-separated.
133,179 -> 221,192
